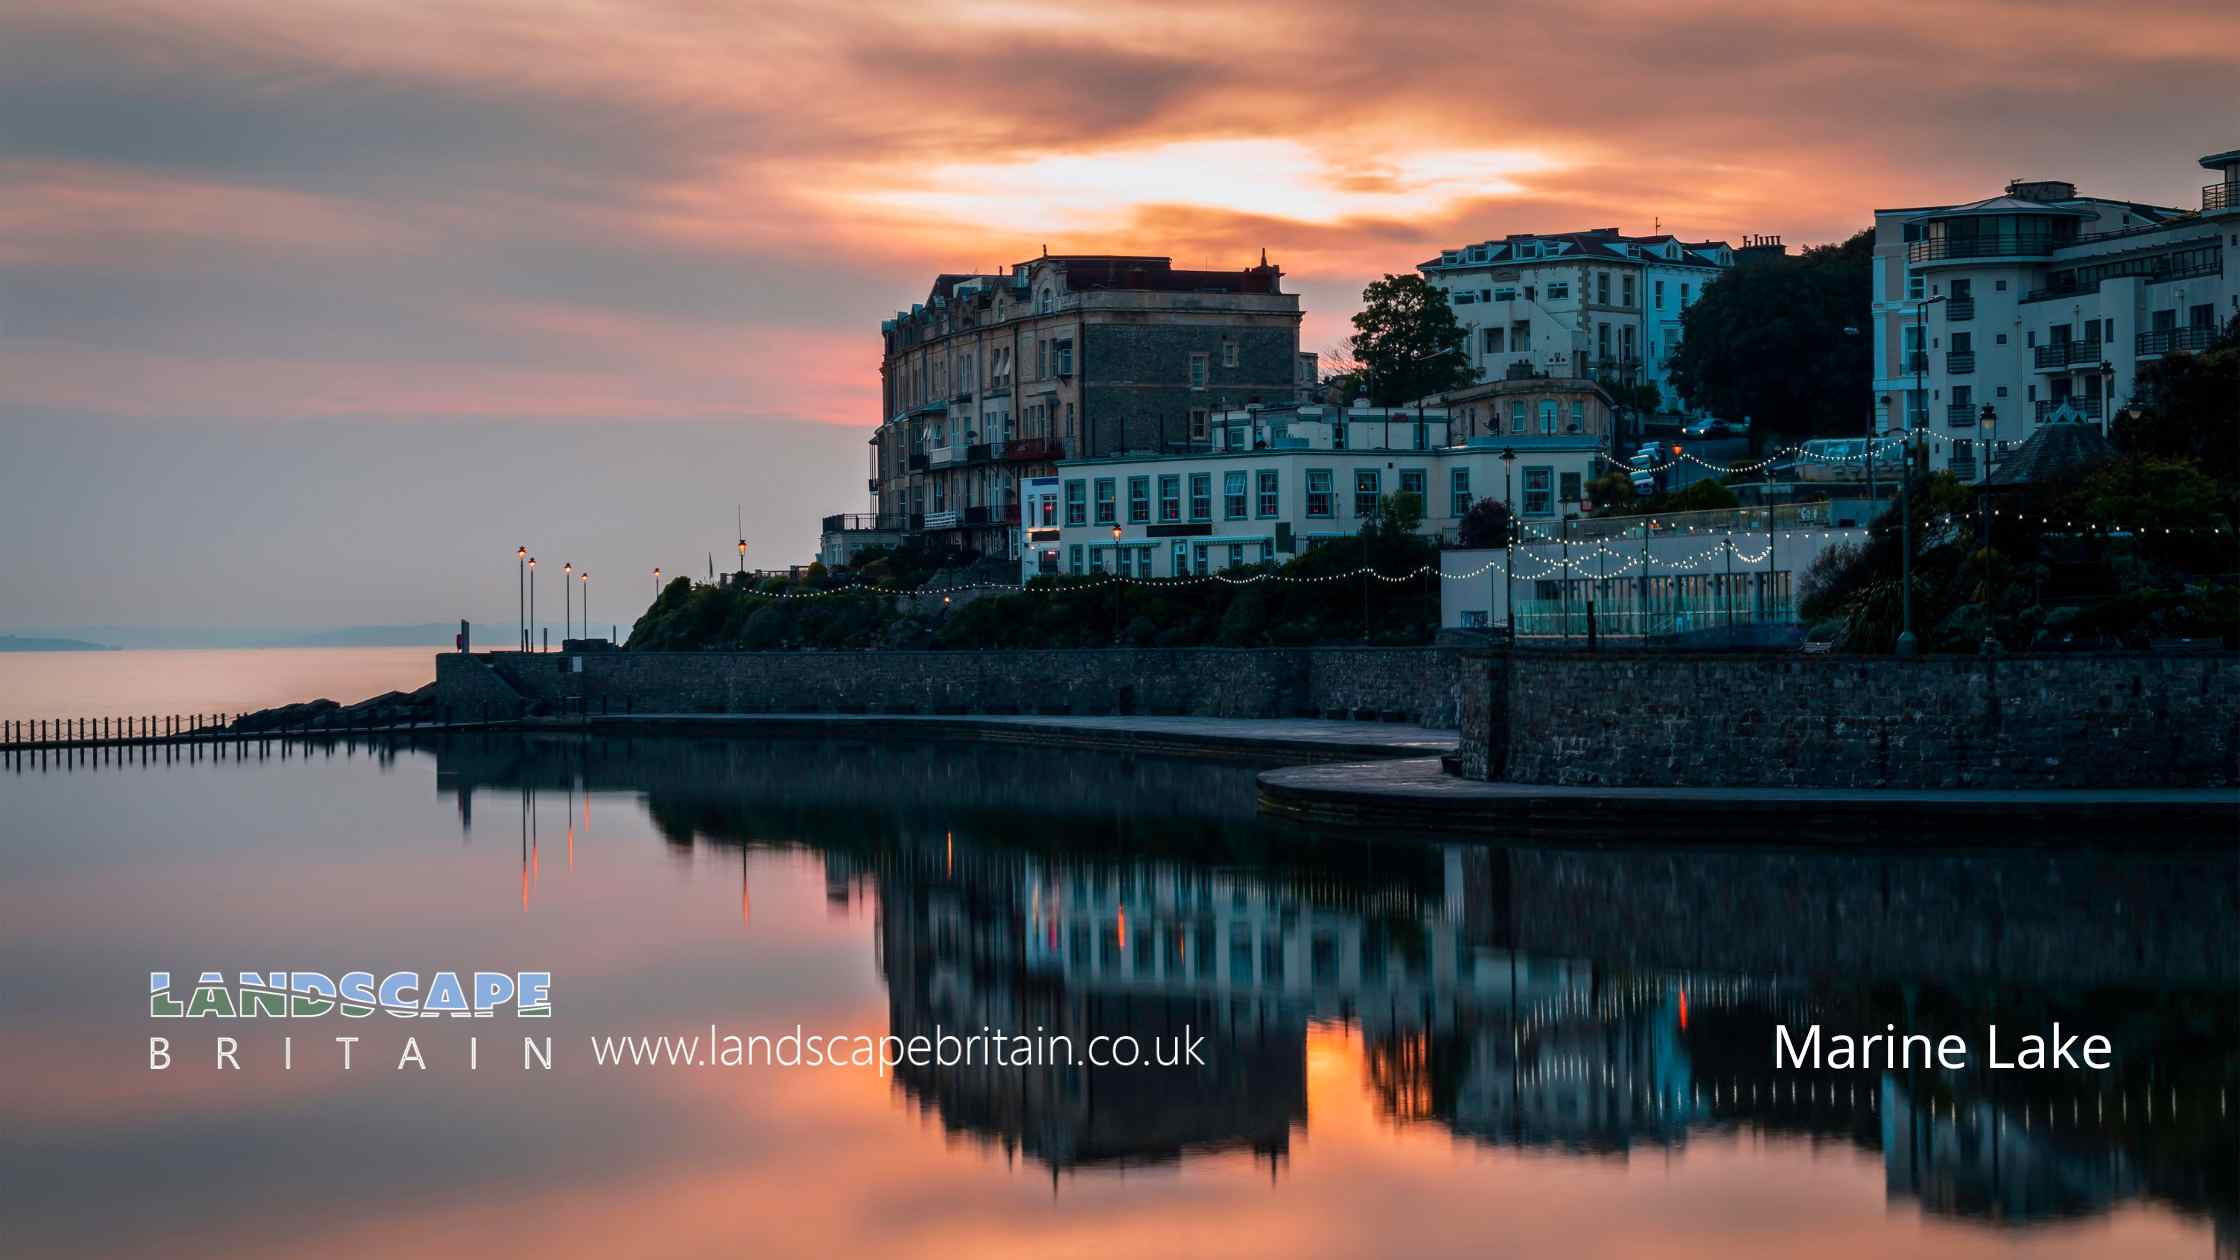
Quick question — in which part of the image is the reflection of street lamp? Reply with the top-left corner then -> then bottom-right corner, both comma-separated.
1110,524 -> 1125,644
1501,447 -> 1518,643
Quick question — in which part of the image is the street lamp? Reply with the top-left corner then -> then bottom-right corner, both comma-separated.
527,557 -> 537,650
653,566 -> 662,601
563,562 -> 573,642
1501,446 -> 1518,644
517,546 -> 528,650
1897,294 -> 1947,657
1110,524 -> 1125,644
2097,360 -> 2116,436
1979,404 -> 1998,655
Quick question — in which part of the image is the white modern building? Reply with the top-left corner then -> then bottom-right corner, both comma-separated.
1871,148 -> 2239,480
1036,400 -> 1601,579
1419,228 -> 1744,416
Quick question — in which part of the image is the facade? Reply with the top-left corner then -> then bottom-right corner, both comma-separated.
869,254 -> 1305,561
1040,400 -> 1601,579
1872,148 -> 2239,480
1419,228 -> 1738,416
1431,375 -> 1619,446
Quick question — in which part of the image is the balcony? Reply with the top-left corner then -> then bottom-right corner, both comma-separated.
822,513 -> 904,534
2208,182 -> 2236,213
2033,341 -> 2104,371
927,445 -> 965,468
922,510 -> 961,530
1945,404 -> 1978,427
1908,234 -> 2066,265
965,441 -> 993,464
1946,352 -> 1975,375
1897,350 -> 1926,374
963,506 -> 993,526
1946,298 -> 1975,321
907,453 -> 929,471
1004,437 -> 1065,463
2136,326 -> 2219,357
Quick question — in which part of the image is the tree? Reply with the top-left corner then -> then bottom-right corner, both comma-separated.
1349,274 -> 1477,406
2114,314 -> 2239,489
1665,230 -> 1873,444
1457,497 -> 1512,548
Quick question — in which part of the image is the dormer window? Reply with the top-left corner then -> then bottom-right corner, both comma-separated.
1038,288 -> 1055,314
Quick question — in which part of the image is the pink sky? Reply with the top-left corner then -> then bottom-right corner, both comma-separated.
1,0 -> 2235,623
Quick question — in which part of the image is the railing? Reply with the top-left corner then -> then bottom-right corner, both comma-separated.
2136,326 -> 2219,356
1946,298 -> 1975,321
965,442 -> 993,463
963,506 -> 993,525
1004,437 -> 1065,463
1945,404 -> 1978,427
2033,341 -> 2104,370
927,446 -> 962,468
1946,351 -> 1975,375
2207,182 -> 2235,213
1897,350 -> 1926,374
822,513 -> 905,533
922,510 -> 960,530
1908,234 -> 2066,264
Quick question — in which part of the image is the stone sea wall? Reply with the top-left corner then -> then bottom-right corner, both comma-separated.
436,645 -> 1465,727
1491,651 -> 2240,789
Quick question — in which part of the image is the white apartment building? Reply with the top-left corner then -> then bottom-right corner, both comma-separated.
1420,228 -> 1741,416
1872,148 -> 2239,480
1036,400 -> 1601,579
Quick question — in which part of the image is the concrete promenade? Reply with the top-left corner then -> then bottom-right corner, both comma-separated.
1258,756 -> 2240,841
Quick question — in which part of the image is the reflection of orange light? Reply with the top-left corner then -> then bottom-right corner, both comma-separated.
1678,987 -> 1688,1030
741,863 -> 751,927
520,862 -> 527,910
567,825 -> 574,870
1116,905 -> 1126,949
945,831 -> 952,877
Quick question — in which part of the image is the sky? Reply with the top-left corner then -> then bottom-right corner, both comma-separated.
3,0 -> 2236,630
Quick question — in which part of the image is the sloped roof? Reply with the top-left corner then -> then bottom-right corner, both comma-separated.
1983,417 -> 2116,487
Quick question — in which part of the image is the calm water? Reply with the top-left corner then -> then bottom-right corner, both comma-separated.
0,646 -> 439,722
2,734 -> 2234,1258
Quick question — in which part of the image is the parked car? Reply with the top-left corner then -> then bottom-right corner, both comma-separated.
1682,418 -> 1719,438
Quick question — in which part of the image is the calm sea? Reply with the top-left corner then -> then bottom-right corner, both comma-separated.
0,646 -> 441,723
1,731 -> 2232,1258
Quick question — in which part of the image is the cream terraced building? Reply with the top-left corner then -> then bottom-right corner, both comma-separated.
1032,400 -> 1602,579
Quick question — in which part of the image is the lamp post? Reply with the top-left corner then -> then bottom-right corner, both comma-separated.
1897,294 -> 1946,657
1979,404 -> 1997,654
653,566 -> 661,600
517,546 -> 527,651
563,562 -> 573,642
527,557 -> 537,650
1501,446 -> 1518,644
2097,360 -> 2115,437
1110,524 -> 1124,644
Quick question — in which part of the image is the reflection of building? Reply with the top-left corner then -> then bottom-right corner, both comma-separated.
1871,149 -> 2240,478
1882,1078 -> 2140,1224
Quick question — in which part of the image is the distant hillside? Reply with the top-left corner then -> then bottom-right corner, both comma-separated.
0,635 -> 116,652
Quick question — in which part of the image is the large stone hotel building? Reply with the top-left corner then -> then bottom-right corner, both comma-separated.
837,254 -> 1307,563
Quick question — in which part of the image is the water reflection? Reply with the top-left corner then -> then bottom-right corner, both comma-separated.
432,732 -> 2236,1240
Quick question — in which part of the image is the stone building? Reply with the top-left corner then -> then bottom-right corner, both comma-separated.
864,253 -> 1305,562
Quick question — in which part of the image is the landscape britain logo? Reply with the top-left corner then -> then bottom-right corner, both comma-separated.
149,970 -> 552,1018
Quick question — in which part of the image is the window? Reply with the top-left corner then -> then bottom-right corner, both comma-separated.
1459,610 -> 1490,629
1128,476 -> 1150,524
1995,279 -> 2007,291
1450,467 -> 1472,517
1189,473 -> 1211,522
1188,352 -> 1210,389
1493,286 -> 1517,302
1189,408 -> 1210,441
1306,469 -> 1334,517
1598,323 -> 1612,357
1597,273 -> 1611,304
1560,471 -> 1581,503
1906,273 -> 1923,301
1193,543 -> 1209,572
1088,546 -> 1105,573
1063,479 -> 1087,527
1157,474 -> 1181,522
1681,283 -> 1693,306
1482,327 -> 1506,353
1511,320 -> 1531,350
1053,339 -> 1073,376
1995,333 -> 2007,345
1353,469 -> 1380,518
1399,469 -> 1426,512
1036,341 -> 1047,378
1333,420 -> 1348,450
1113,547 -> 1131,577
1570,399 -> 1585,430
1622,275 -> 1635,306
1523,467 -> 1553,515
1068,544 -> 1082,574
1221,341 -> 1239,368
1039,288 -> 1055,314
1653,279 -> 1665,307
1227,543 -> 1244,568
1542,281 -> 1565,300
1510,401 -> 1527,433
1539,400 -> 1558,434
1256,470 -> 1279,518
1223,470 -> 1248,519
1093,478 -> 1116,525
